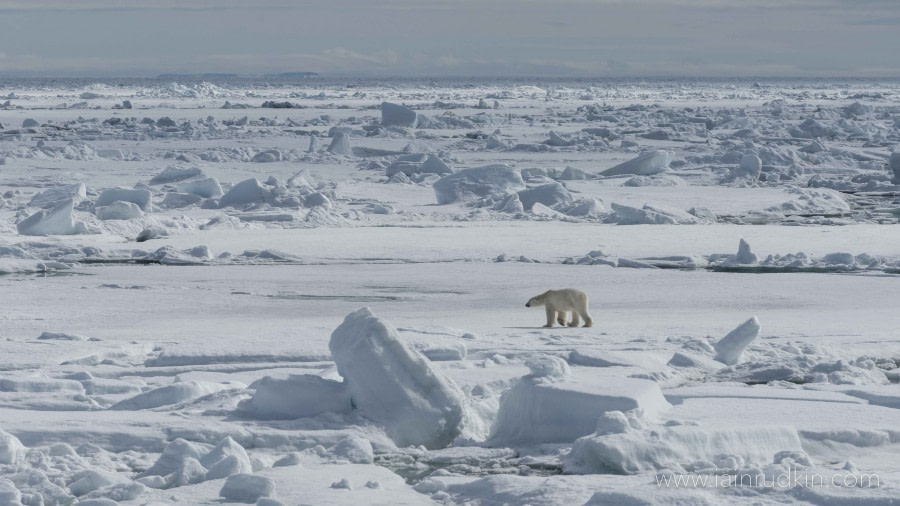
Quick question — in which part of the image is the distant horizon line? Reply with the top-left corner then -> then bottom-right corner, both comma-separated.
2,73 -> 900,81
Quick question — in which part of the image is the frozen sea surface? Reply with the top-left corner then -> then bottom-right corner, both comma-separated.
0,77 -> 899,505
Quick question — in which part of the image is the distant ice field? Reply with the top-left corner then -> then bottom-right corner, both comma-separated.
0,77 -> 899,505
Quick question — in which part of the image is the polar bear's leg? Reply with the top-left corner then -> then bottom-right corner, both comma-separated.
580,309 -> 593,327
568,312 -> 580,327
544,306 -> 555,328
574,293 -> 593,327
557,311 -> 568,326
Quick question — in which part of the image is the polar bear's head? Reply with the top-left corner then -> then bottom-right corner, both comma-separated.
525,292 -> 547,307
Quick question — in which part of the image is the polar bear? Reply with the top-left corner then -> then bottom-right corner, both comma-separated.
525,289 -> 593,328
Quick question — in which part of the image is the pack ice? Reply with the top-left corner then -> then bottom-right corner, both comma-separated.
1,77 -> 900,506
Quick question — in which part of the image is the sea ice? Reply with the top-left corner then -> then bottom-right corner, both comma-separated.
28,183 -> 87,209
381,102 -> 419,128
95,201 -> 143,220
16,199 -> 85,235
95,188 -> 152,212
329,308 -> 469,449
713,317 -> 761,366
218,178 -> 271,208
219,473 -> 276,503
567,424 -> 805,474
236,374 -> 352,420
327,132 -> 353,156
177,177 -> 223,198
149,166 -> 203,185
516,182 -> 573,211
488,360 -> 670,446
601,150 -> 669,176
433,164 -> 525,204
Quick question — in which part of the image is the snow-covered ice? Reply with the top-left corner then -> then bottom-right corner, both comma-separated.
329,307 -> 469,449
1,77 -> 900,505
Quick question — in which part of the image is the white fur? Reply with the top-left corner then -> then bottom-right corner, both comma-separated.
525,289 -> 593,328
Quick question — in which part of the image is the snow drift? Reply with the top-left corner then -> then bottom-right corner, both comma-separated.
567,424 -> 806,474
236,374 -> 352,420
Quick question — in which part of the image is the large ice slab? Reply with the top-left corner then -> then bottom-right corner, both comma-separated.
611,202 -> 700,225
381,102 -> 419,128
488,363 -> 671,446
16,199 -> 85,236
176,177 -> 223,198
327,132 -> 353,156
601,150 -> 669,176
29,183 -> 87,209
149,166 -> 203,185
218,178 -> 270,208
433,164 -> 525,204
713,316 -> 760,365
329,308 -> 469,449
516,183 -> 573,211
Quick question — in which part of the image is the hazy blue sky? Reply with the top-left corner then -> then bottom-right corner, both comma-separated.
1,0 -> 898,77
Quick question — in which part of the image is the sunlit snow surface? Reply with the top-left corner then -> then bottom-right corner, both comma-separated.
1,77 -> 900,505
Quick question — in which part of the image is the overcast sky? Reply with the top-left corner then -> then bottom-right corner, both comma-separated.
1,0 -> 898,78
